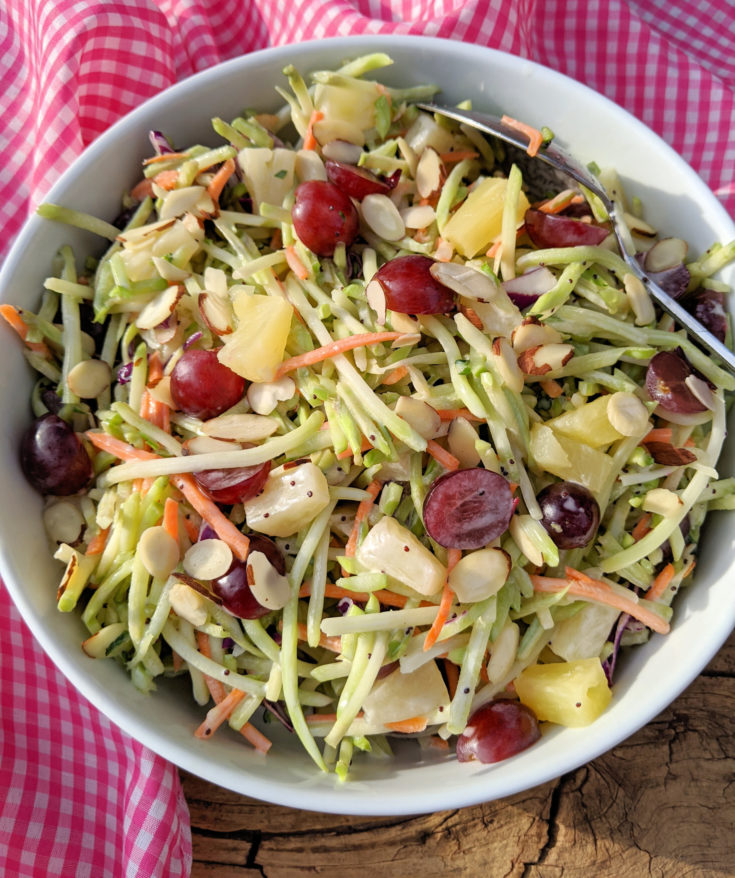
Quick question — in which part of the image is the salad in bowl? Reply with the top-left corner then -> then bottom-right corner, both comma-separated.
2,47 -> 734,788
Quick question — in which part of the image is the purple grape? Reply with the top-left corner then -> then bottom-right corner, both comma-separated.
372,254 -> 456,315
456,700 -> 541,764
537,481 -> 600,549
170,349 -> 246,420
20,413 -> 92,496
645,350 -> 707,414
423,468 -> 514,549
687,289 -> 728,343
211,559 -> 269,619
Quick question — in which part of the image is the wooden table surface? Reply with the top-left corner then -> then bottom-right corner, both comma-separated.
181,630 -> 735,877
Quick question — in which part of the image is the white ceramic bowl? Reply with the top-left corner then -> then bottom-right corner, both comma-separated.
1,35 -> 733,816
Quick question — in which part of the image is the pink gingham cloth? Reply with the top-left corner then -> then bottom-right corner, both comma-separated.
1,1 -> 734,875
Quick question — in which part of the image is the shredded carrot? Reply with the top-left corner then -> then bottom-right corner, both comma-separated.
306,712 -> 363,725
303,110 -> 324,151
143,151 -> 189,166
344,480 -> 382,557
139,477 -> 156,495
540,378 -> 564,398
438,150 -> 479,163
130,178 -> 154,200
631,512 -> 653,542
486,238 -> 503,259
85,431 -> 159,461
435,408 -> 483,422
172,473 -> 250,562
182,513 -> 200,543
0,304 -> 50,355
284,244 -> 309,280
336,436 -> 373,460
194,687 -> 245,738
385,716 -> 428,733
295,622 -> 342,653
207,157 -> 236,202
643,427 -> 673,444
443,658 -> 459,699
423,547 -> 462,651
238,721 -> 273,754
426,439 -> 460,472
275,331 -> 402,378
152,169 -> 179,190
537,190 -> 583,215
85,527 -> 110,556
299,581 -> 409,609
195,631 -> 228,703
645,562 -> 676,602
382,365 -> 409,386
531,570 -> 670,635
172,650 -> 183,672
269,228 -> 283,250
501,114 -> 544,158
163,497 -> 179,542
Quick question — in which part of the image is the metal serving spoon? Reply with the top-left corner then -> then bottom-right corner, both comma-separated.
416,102 -> 735,376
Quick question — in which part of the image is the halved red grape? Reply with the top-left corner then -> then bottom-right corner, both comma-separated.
688,289 -> 728,343
524,208 -> 609,248
423,468 -> 513,549
645,350 -> 707,414
20,413 -> 92,496
193,460 -> 271,505
211,559 -> 269,619
170,349 -> 246,420
291,180 -> 359,257
325,159 -> 392,200
537,481 -> 600,549
372,254 -> 455,315
456,699 -> 541,764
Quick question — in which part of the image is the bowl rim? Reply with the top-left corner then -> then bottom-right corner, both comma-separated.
1,33 -> 734,816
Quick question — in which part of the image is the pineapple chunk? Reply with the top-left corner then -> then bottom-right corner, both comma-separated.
529,423 -> 615,496
443,177 -> 530,258
514,657 -> 612,727
356,516 -> 446,597
236,148 -> 296,211
243,462 -> 330,537
545,395 -> 623,448
549,602 -> 621,662
217,292 -> 293,383
314,82 -> 379,138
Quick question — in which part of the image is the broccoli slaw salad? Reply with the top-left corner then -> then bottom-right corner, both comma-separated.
4,52 -> 735,778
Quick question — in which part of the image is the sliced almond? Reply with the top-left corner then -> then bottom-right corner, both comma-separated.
139,525 -> 180,580
135,285 -> 183,331
400,204 -> 436,229
201,413 -> 278,442
118,217 -> 176,244
395,396 -> 441,440
448,548 -> 511,603
152,255 -> 191,282
158,186 -> 207,221
148,375 -> 174,408
491,337 -> 525,393
67,359 -> 111,399
642,487 -> 683,517
415,147 -> 441,198
321,140 -> 363,164
388,310 -> 419,334
365,279 -> 387,326
198,292 -> 234,336
509,515 -> 544,567
447,417 -> 481,467
606,391 -> 650,436
511,317 -> 564,353
486,620 -> 520,684
43,500 -> 84,545
518,343 -> 573,375
361,194 -> 406,241
391,332 -> 421,348
623,273 -> 655,326
183,539 -> 233,581
247,376 -> 296,415
430,261 -> 498,303
246,550 -> 290,611
685,375 -> 716,411
183,435 -> 242,455
169,582 -> 209,627
644,237 -> 688,272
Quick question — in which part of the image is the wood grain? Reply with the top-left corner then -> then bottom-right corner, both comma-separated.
182,631 -> 735,877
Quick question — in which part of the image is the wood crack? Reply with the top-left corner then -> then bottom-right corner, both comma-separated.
520,772 -> 567,876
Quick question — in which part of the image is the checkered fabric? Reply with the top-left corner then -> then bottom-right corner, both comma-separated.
1,1 -> 733,874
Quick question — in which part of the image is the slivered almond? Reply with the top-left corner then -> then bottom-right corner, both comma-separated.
430,261 -> 498,302
518,343 -> 574,375
247,376 -> 296,415
198,292 -> 234,335
135,285 -> 183,331
416,147 -> 441,198
361,194 -> 406,241
685,374 -> 716,411
511,317 -> 564,353
152,255 -> 191,282
201,413 -> 278,442
158,186 -> 207,221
